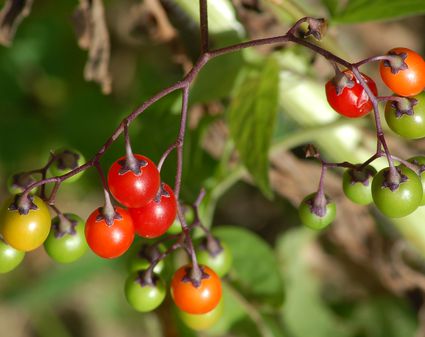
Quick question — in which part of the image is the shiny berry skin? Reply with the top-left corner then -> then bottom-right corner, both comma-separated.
0,196 -> 51,252
108,154 -> 160,208
380,47 -> 425,97
196,241 -> 232,278
85,207 -> 134,258
44,213 -> 88,264
171,265 -> 222,314
371,166 -> 423,218
124,272 -> 166,312
385,93 -> 425,139
129,183 -> 177,238
178,299 -> 224,331
0,237 -> 25,273
298,193 -> 336,230
342,165 -> 377,205
407,156 -> 425,206
325,70 -> 378,118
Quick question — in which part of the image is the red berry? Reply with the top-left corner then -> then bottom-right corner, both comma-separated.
85,207 -> 135,258
108,154 -> 160,208
325,70 -> 378,118
129,183 -> 177,238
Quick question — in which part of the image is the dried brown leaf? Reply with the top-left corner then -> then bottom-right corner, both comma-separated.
73,0 -> 112,94
0,0 -> 33,46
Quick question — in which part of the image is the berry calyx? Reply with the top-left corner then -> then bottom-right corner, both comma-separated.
85,206 -> 134,258
298,192 -> 336,230
7,172 -> 36,195
124,271 -> 166,312
325,69 -> 378,118
128,243 -> 165,274
196,237 -> 232,278
380,47 -> 425,97
371,166 -> 423,218
343,165 -> 377,205
0,195 -> 51,251
129,183 -> 177,238
385,92 -> 425,139
44,213 -> 88,264
49,148 -> 85,183
108,154 -> 161,208
171,265 -> 222,314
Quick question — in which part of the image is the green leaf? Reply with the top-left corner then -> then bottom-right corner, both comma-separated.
206,283 -> 248,335
277,229 -> 352,337
213,226 -> 285,307
349,296 -> 417,337
332,0 -> 425,23
3,253 -> 117,308
321,0 -> 342,16
227,57 -> 279,199
190,32 -> 245,103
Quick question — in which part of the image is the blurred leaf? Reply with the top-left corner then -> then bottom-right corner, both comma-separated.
349,296 -> 417,337
3,254 -> 118,307
174,0 -> 244,35
213,226 -> 284,307
227,57 -> 279,199
277,229 -> 352,337
332,0 -> 425,23
196,282 -> 247,335
190,33 -> 244,103
320,0 -> 341,16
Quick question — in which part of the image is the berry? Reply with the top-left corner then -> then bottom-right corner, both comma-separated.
128,243 -> 165,274
85,207 -> 135,258
325,69 -> 378,118
342,165 -> 377,205
407,156 -> 425,206
44,213 -> 88,263
380,47 -> 425,97
298,193 -> 336,230
108,154 -> 160,208
49,148 -> 85,183
178,299 -> 223,331
385,93 -> 425,139
0,195 -> 51,252
171,265 -> 222,314
124,272 -> 166,312
196,238 -> 232,278
0,237 -> 25,273
371,166 -> 423,218
129,183 -> 177,238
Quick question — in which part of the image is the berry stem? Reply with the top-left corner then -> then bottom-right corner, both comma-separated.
94,163 -> 116,224
177,203 -> 203,286
124,123 -> 139,173
350,67 -> 398,180
199,0 -> 209,53
50,205 -> 72,234
354,54 -> 403,68
174,86 -> 190,199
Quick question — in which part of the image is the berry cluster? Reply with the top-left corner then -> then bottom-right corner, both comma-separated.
300,47 -> 425,230
0,145 -> 233,328
1,8 -> 425,330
